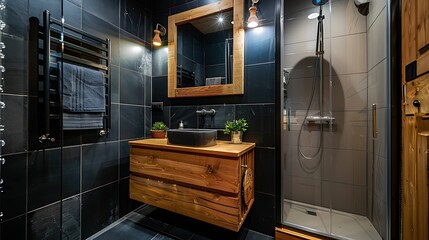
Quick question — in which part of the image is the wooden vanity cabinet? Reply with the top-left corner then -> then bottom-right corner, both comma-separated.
128,139 -> 255,232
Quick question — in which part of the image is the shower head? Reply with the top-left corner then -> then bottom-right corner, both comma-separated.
354,0 -> 369,16
312,0 -> 329,6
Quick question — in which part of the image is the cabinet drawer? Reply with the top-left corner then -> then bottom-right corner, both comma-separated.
130,175 -> 242,231
130,147 -> 240,194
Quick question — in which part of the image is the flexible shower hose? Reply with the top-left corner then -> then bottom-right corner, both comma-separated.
296,57 -> 323,174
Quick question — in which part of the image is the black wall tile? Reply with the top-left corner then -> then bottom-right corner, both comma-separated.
244,24 -> 275,65
62,196 -> 81,239
62,147 -> 81,198
243,192 -> 275,236
243,63 -> 275,104
152,76 -> 169,105
1,153 -> 27,221
82,0 -> 119,27
119,30 -> 152,75
145,75 -> 152,106
27,203 -> 61,240
82,142 -> 119,191
170,106 -> 198,129
111,65 -> 120,103
81,182 -> 119,239
197,105 -> 234,129
5,0 -> 153,239
145,106 -> 152,137
3,95 -> 27,154
120,105 -> 145,140
0,215 -> 26,240
4,0 -> 28,38
29,0 -> 61,21
120,0 -> 152,41
152,47 -> 168,77
119,140 -> 131,178
254,147 -> 275,195
171,1 -> 198,15
64,0 -> 82,29
3,35 -> 27,95
235,104 -> 275,147
28,149 -> 61,211
120,68 -> 145,105
82,12 -> 120,66
152,106 -> 170,128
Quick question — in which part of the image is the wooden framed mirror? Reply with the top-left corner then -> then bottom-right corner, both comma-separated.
167,0 -> 244,98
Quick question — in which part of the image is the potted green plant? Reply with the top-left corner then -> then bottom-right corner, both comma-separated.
223,118 -> 248,144
151,121 -> 168,138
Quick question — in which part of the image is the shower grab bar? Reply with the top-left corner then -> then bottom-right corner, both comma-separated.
372,104 -> 377,138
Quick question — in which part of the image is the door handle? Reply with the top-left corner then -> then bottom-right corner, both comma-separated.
372,104 -> 377,138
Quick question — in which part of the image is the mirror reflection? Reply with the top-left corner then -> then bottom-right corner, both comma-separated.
176,10 -> 233,88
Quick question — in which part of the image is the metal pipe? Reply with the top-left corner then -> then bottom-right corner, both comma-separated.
43,10 -> 51,136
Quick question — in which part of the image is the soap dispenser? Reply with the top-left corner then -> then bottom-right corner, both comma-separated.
179,120 -> 184,129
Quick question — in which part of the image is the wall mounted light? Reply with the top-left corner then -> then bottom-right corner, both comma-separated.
247,0 -> 259,28
152,23 -> 166,47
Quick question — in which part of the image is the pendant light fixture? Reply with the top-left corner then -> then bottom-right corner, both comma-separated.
152,23 -> 166,47
247,0 -> 259,28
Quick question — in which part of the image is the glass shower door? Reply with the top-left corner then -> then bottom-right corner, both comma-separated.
281,0 -> 389,239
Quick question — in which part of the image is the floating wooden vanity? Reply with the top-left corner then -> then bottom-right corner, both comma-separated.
129,138 -> 255,231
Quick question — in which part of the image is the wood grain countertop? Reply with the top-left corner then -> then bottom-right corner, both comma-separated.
129,138 -> 255,158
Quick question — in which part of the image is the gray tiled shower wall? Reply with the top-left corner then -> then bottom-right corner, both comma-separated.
152,0 -> 278,236
283,0 -> 369,216
283,0 -> 389,238
0,0 -> 153,239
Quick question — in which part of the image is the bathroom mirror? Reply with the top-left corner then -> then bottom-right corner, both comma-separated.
168,0 -> 244,98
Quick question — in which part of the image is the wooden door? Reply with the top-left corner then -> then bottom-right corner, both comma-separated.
402,116 -> 429,239
417,0 -> 429,52
402,0 -> 429,239
403,0 -> 429,80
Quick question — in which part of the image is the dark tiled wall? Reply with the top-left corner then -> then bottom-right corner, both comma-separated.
152,0 -> 277,236
0,0 -> 152,239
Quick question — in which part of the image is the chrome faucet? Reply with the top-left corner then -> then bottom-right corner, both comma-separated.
196,109 -> 216,116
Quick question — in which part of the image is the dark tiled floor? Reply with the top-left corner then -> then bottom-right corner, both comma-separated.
89,205 -> 273,240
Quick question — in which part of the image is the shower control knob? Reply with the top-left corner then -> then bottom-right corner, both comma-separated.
413,99 -> 421,108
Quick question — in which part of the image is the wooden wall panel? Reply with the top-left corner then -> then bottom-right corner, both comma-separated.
402,0 -> 417,70
402,0 -> 429,239
416,129 -> 429,240
417,0 -> 429,51
402,116 -> 417,240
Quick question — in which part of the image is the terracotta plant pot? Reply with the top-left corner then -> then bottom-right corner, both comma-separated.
151,130 -> 166,138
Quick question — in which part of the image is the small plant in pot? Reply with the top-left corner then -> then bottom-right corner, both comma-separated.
224,118 -> 248,144
151,121 -> 168,138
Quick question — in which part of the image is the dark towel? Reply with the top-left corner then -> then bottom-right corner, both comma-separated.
63,112 -> 104,130
61,62 -> 105,112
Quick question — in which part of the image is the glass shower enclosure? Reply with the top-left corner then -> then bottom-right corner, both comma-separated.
281,0 -> 390,239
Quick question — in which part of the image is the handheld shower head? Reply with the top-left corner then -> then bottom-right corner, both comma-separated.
312,0 -> 329,6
